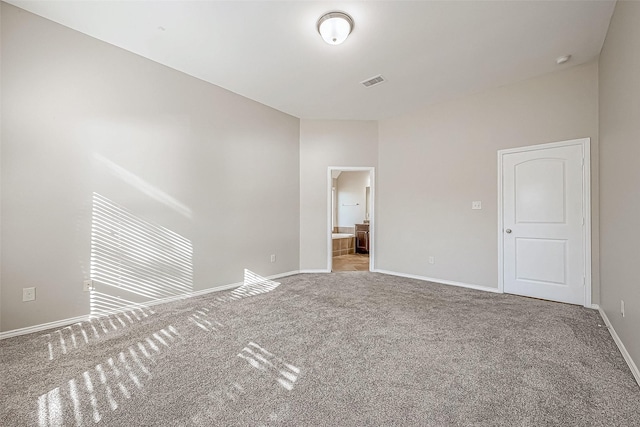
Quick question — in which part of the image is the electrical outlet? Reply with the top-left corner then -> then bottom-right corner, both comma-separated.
621,300 -> 625,318
83,280 -> 94,292
428,256 -> 435,264
472,201 -> 482,210
22,287 -> 36,302
270,254 -> 276,263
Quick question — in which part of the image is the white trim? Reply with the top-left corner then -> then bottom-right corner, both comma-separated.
597,306 -> 640,387
374,269 -> 501,294
327,166 -> 375,272
497,149 -> 505,293
264,270 -> 300,280
497,138 -> 592,307
152,283 -> 240,303
584,142 -> 592,307
299,269 -> 331,274
0,315 -> 90,340
0,270 -> 300,340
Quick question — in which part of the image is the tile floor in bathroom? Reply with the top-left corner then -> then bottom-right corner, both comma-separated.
332,253 -> 370,272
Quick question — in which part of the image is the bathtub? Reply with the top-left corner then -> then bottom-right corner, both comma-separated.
332,233 -> 355,256
332,233 -> 354,239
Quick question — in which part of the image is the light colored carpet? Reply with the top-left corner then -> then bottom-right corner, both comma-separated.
1,272 -> 639,426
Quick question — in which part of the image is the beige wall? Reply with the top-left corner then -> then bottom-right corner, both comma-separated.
299,120 -> 378,271
598,0 -> 640,373
377,62 -> 600,296
1,4 -> 300,331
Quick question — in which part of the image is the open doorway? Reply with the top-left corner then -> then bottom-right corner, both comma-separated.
327,167 -> 375,272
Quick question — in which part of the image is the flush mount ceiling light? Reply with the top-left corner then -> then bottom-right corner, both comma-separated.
317,12 -> 354,45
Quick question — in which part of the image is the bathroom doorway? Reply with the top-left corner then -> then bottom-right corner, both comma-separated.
327,167 -> 374,272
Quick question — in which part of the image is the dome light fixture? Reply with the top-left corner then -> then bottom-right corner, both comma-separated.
317,12 -> 354,45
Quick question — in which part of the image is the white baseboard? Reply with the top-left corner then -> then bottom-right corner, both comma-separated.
374,269 -> 502,294
0,315 -> 91,340
153,270 -> 300,303
268,270 -> 301,279
0,270 -> 301,340
596,306 -> 640,387
299,269 -> 331,274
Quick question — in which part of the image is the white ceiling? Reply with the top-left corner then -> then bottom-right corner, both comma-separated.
7,1 -> 616,120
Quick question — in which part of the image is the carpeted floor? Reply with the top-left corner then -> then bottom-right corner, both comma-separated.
1,272 -> 639,426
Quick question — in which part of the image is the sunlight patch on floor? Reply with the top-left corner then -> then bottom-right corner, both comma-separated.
37,325 -> 180,426
216,270 -> 280,303
238,342 -> 300,391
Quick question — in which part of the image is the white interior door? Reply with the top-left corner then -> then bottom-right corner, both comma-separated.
501,140 -> 588,305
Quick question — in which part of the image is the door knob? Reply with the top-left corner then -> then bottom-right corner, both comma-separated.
505,229 -> 512,234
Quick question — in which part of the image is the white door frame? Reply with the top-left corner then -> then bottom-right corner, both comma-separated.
497,138 -> 591,307
327,167 -> 375,272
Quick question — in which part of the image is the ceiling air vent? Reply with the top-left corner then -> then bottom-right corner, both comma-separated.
360,75 -> 386,88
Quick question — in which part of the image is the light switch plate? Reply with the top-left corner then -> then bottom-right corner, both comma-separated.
472,201 -> 482,210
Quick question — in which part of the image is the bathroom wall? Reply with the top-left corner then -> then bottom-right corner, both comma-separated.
336,171 -> 369,230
